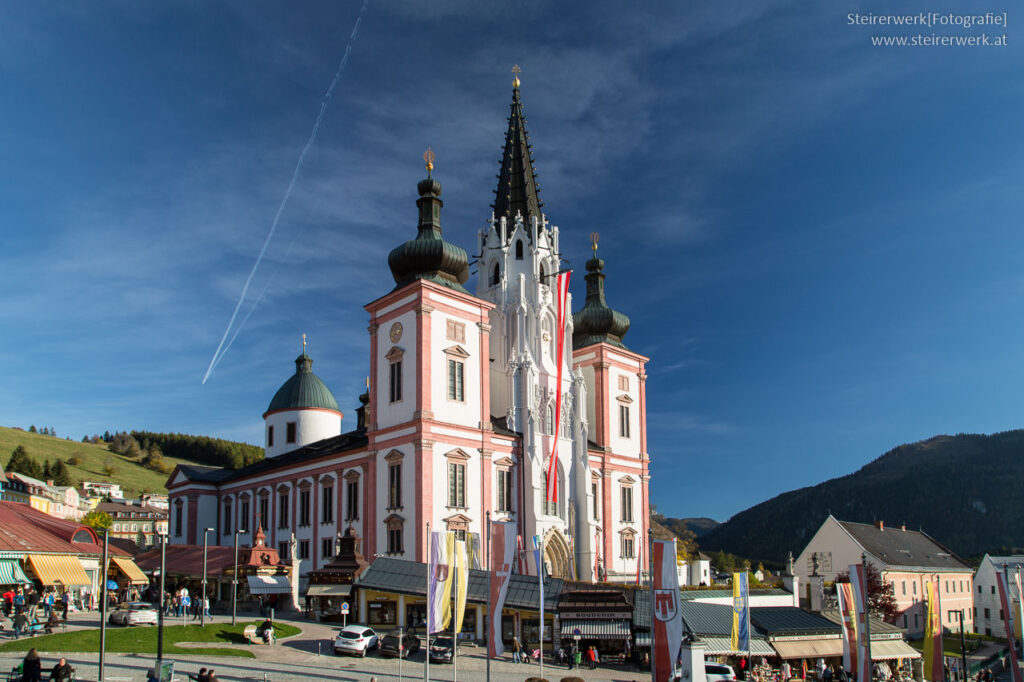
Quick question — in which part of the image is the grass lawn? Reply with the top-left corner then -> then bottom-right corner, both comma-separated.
907,634 -> 994,659
0,621 -> 300,659
0,426 -> 195,497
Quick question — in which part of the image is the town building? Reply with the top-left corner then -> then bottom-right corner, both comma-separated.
96,501 -> 169,549
972,554 -> 1024,637
81,481 -> 124,500
167,78 -> 651,591
794,515 -> 973,636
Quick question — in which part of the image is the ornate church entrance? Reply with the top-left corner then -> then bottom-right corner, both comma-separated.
542,529 -> 573,578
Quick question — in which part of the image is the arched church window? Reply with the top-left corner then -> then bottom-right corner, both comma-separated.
490,262 -> 500,287
539,264 -> 546,282
545,404 -> 555,435
515,240 -> 523,260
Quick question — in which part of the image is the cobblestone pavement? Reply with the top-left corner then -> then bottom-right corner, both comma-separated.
0,608 -> 650,682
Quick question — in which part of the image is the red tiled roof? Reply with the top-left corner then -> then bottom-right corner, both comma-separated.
0,501 -> 128,556
135,545 -> 238,577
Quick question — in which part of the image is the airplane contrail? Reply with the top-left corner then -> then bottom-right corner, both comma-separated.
202,0 -> 370,385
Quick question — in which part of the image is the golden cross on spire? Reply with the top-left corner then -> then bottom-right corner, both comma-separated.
512,64 -> 521,88
590,231 -> 600,254
423,147 -> 435,174
302,333 -> 307,354
365,376 -> 370,389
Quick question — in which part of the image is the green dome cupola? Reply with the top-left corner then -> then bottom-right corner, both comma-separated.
572,249 -> 631,351
387,153 -> 470,294
264,352 -> 341,416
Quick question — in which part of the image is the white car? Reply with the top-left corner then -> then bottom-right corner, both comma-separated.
706,663 -> 738,682
108,602 -> 159,626
333,625 -> 379,657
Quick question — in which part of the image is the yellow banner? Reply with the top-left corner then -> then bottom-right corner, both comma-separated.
923,581 -> 941,681
439,532 -> 456,630
454,539 -> 468,635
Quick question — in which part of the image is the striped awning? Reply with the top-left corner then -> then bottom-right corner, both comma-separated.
772,637 -> 844,660
0,560 -> 31,586
306,584 -> 351,597
698,636 -> 776,656
247,574 -> 291,594
560,618 -> 631,640
109,557 -> 149,585
871,639 -> 921,660
26,554 -> 91,587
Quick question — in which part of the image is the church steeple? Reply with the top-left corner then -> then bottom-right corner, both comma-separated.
492,67 -> 543,237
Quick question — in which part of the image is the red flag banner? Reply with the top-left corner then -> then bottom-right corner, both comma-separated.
836,581 -> 859,678
997,571 -> 1024,682
488,521 -> 516,659
653,539 -> 683,682
545,271 -> 571,503
849,564 -> 872,682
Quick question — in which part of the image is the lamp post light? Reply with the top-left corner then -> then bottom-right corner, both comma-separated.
232,529 -> 248,627
201,528 -> 214,627
156,533 -> 167,673
99,529 -> 109,682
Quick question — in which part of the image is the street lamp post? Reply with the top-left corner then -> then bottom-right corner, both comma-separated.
232,529 -> 248,626
157,534 -> 167,672
99,529 -> 109,682
201,528 -> 214,627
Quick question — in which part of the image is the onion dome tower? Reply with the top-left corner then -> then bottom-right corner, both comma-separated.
572,239 -> 631,350
262,337 -> 343,458
387,153 -> 470,294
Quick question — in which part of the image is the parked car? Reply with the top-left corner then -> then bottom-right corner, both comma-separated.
706,663 -> 738,682
379,630 -> 421,658
333,625 -> 379,657
108,602 -> 159,626
428,635 -> 458,664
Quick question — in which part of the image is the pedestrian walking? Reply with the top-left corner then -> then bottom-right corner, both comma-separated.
14,611 -> 28,639
588,645 -> 597,669
13,590 -> 25,614
21,649 -> 42,682
203,596 -> 211,620
59,592 -> 69,620
42,592 -> 53,619
512,636 -> 522,663
26,590 -> 38,620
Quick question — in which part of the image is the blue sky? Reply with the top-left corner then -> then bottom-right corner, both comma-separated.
2,1 -> 1022,523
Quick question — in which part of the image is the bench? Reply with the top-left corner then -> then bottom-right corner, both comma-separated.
244,624 -> 274,644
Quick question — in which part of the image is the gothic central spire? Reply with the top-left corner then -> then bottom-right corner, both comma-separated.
492,68 -> 543,236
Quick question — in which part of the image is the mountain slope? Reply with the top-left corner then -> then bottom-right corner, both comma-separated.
699,430 -> 1024,562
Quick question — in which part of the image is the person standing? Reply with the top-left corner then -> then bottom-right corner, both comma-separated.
26,589 -> 38,620
781,661 -> 793,681
43,591 -> 53,619
203,596 -> 211,620
60,591 -> 70,620
512,636 -> 522,663
21,649 -> 42,682
588,646 -> 597,669
13,610 -> 28,639
13,590 -> 25,614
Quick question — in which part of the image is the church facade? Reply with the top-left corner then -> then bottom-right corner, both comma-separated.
167,80 -> 651,588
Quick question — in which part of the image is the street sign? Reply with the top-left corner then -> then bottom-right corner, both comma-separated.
573,627 -> 581,641
341,602 -> 350,614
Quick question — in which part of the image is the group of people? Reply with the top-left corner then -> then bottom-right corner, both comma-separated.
15,649 -> 74,682
162,587 -> 211,620
2,587 -> 69,639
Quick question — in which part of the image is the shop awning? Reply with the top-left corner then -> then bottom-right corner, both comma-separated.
871,639 -> 921,660
247,574 -> 291,594
699,636 -> 777,656
26,554 -> 91,587
771,637 -> 844,659
109,557 -> 149,585
560,618 -> 631,640
306,584 -> 351,597
635,632 -> 651,647
0,560 -> 31,586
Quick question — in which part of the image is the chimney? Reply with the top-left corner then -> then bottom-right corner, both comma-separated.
875,520 -> 884,531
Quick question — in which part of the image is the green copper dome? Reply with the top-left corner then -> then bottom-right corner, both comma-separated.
572,255 -> 631,350
387,172 -> 470,293
265,353 -> 340,415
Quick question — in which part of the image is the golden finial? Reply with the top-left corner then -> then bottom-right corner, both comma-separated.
302,333 -> 307,354
423,147 -> 435,175
512,64 -> 521,89
365,376 -> 370,389
590,232 -> 600,254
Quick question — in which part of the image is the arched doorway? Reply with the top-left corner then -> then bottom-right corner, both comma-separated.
542,528 -> 573,579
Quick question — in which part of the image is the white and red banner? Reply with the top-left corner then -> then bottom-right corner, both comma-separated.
428,531 -> 454,634
488,521 -> 517,659
997,571 -> 1023,682
545,270 -> 571,504
849,564 -> 872,682
836,581 -> 859,678
653,539 -> 683,682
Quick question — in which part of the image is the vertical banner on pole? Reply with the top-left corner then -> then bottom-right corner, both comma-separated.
924,581 -> 945,682
837,582 -> 859,678
652,539 -> 683,682
489,522 -> 517,659
545,271 -> 571,504
849,564 -> 872,682
454,539 -> 468,636
428,531 -> 454,634
731,571 -> 750,653
997,571 -> 1024,682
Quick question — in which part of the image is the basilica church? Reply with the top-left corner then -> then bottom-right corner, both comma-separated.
167,78 -> 652,588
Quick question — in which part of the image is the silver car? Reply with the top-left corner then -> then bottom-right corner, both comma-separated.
108,601 -> 159,626
333,625 -> 379,657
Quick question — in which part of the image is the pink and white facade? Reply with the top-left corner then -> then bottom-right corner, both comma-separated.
167,82 -> 651,588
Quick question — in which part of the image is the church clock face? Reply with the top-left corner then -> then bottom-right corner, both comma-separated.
389,322 -> 403,343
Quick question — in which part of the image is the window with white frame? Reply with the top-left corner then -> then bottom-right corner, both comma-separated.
321,484 -> 333,523
621,532 -> 636,559
620,484 -> 634,522
619,404 -> 631,438
496,468 -> 513,513
345,475 -> 360,521
448,359 -> 465,401
448,461 -> 466,508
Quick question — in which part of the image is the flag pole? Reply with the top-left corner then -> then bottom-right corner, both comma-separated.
649,528 -> 656,681
486,512 -> 491,682
425,522 -> 430,682
539,533 -> 545,681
